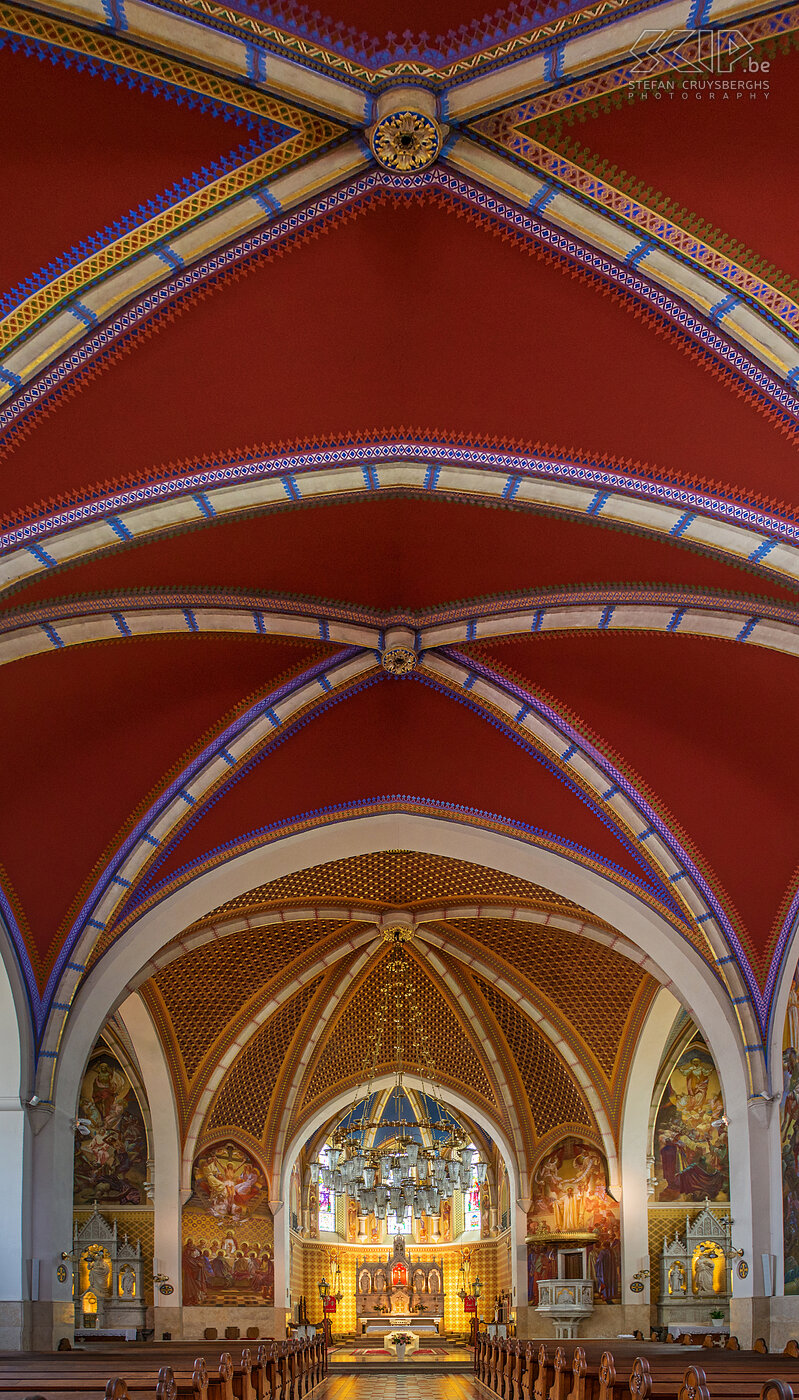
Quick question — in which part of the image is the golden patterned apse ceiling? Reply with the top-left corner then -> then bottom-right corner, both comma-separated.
198,849 -> 610,920
297,945 -> 498,1115
137,851 -> 656,1166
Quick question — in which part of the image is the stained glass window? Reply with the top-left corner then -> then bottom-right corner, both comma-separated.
318,1146 -> 336,1233
466,1182 -> 481,1231
387,1211 -> 411,1236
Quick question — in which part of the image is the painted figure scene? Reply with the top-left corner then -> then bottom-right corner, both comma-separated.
182,1141 -> 274,1305
73,1050 -> 148,1205
182,1229 -> 275,1306
526,1138 -> 621,1304
653,1041 -> 729,1202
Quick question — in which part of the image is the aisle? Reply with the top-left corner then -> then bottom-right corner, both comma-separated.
317,1377 -> 481,1398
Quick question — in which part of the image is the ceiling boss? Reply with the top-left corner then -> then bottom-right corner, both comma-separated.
368,89 -> 446,172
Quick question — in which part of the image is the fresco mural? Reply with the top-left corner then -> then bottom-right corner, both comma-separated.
74,1049 -> 148,1205
182,1141 -> 273,1306
527,1138 -> 620,1304
652,1041 -> 729,1202
191,1140 -> 267,1220
782,971 -> 799,1291
182,1215 -> 275,1305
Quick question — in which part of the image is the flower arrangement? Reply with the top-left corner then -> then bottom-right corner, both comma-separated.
388,1332 -> 415,1346
710,1309 -> 725,1321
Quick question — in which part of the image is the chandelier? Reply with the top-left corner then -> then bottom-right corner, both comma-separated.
309,928 -> 487,1230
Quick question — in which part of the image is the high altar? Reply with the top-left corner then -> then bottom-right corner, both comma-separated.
355,1236 -> 445,1335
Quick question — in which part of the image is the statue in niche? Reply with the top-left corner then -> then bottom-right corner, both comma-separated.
87,1248 -> 111,1300
119,1265 -> 136,1298
668,1260 -> 687,1294
694,1245 -> 719,1294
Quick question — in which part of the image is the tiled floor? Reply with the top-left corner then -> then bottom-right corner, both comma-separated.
317,1377 -> 482,1397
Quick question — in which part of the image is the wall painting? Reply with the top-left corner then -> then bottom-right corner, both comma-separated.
74,1049 -> 148,1205
182,1141 -> 273,1306
652,1041 -> 729,1202
527,1138 -> 620,1305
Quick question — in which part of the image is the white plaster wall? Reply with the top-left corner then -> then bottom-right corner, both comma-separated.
0,935 -> 31,1347
619,988 -> 681,1305
117,993 -> 182,1313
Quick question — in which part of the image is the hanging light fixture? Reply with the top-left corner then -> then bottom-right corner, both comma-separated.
309,927 -> 487,1230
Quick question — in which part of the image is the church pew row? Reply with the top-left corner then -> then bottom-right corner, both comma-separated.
473,1338 -> 799,1400
0,1339 -> 326,1400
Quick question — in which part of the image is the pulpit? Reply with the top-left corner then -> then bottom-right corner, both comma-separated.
536,1242 -> 595,1338
356,1235 -> 445,1335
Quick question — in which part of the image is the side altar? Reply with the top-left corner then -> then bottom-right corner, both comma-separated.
355,1236 -> 444,1336
657,1204 -> 733,1335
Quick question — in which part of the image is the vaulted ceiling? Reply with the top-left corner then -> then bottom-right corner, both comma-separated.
134,852 -> 656,1179
1,0 -> 797,1123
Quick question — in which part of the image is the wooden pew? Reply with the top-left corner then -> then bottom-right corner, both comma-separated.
0,1360 -> 209,1400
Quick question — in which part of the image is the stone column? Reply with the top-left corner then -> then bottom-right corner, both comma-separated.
0,949 -> 32,1350
728,1095 -> 793,1347
118,994 -> 183,1340
619,989 -> 681,1337
266,1198 -> 287,1339
29,1104 -> 76,1350
513,1202 -> 533,1339
0,1097 -> 29,1349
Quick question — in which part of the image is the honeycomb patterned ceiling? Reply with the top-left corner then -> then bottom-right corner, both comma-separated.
134,851 -> 657,1162
473,974 -> 591,1140
297,945 -> 500,1119
141,919 -> 358,1089
206,975 -> 325,1142
437,918 -> 653,1081
203,850 -> 610,921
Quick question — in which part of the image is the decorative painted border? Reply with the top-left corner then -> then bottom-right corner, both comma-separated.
446,140 -> 799,389
0,38 -> 345,357
471,124 -> 799,339
420,658 -> 760,1036
4,587 -> 799,668
105,0 -> 790,86
0,7 -> 298,129
4,443 -> 799,600
6,0 -> 702,89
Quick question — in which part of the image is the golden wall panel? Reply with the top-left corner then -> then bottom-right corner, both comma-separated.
287,1236 -> 511,1335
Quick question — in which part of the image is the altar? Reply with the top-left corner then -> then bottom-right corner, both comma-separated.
356,1236 -> 445,1336
657,1204 -> 733,1335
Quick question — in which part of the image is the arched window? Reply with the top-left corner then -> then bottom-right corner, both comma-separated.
317,1146 -> 337,1233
